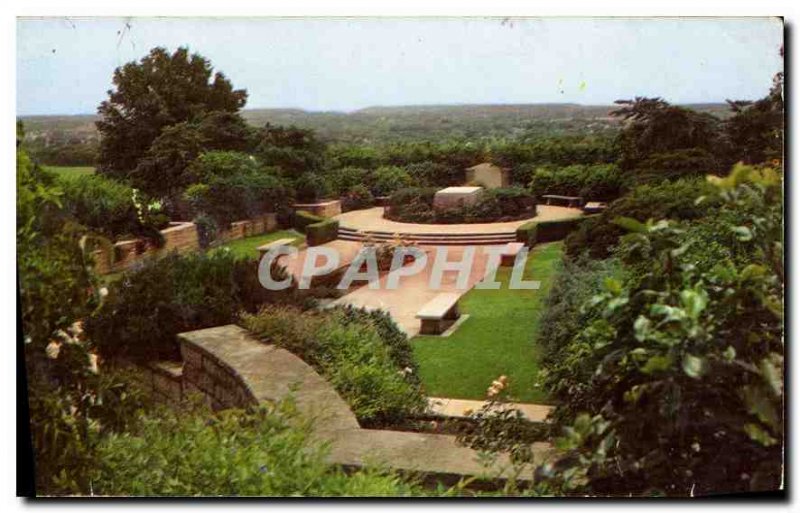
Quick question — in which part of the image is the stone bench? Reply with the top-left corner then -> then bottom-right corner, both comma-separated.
500,242 -> 525,267
582,201 -> 608,214
542,194 -> 583,208
416,292 -> 462,335
257,238 -> 297,259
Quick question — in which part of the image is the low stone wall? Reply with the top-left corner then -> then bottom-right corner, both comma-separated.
292,200 -> 342,218
93,213 -> 278,274
93,222 -> 199,274
171,325 -> 553,484
217,213 -> 278,243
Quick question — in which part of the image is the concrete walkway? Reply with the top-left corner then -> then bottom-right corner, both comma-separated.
427,397 -> 553,423
335,205 -> 582,234
328,244 -> 500,336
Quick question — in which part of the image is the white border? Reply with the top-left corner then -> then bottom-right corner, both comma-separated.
3,1 -> 796,511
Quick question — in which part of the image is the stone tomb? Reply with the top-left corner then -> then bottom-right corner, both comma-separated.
432,186 -> 484,211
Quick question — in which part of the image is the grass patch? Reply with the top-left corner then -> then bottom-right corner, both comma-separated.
44,166 -> 95,180
211,229 -> 304,260
412,242 -> 564,403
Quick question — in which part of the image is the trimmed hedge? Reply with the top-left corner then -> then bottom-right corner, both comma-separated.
536,217 -> 589,242
516,216 -> 592,246
292,210 -> 324,233
515,221 -> 538,247
306,219 -> 340,246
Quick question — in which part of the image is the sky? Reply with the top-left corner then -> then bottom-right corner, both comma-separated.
16,17 -> 783,116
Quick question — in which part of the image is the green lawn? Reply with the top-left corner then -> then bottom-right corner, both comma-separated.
44,165 -> 95,180
412,242 -> 564,403
211,229 -> 305,260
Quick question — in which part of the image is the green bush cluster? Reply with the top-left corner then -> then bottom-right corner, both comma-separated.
184,151 -> 294,228
18,149 -> 148,495
306,219 -> 340,246
242,306 -> 426,426
60,174 -> 169,242
528,163 -> 623,202
93,401 -> 422,496
292,210 -> 325,233
565,178 -> 719,259
85,250 -> 302,362
386,186 -> 536,224
340,184 -> 375,211
538,165 -> 784,495
294,172 -> 333,203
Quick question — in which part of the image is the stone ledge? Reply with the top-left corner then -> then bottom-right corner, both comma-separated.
175,324 -> 555,484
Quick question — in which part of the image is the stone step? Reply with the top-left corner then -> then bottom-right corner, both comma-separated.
337,233 -> 516,246
427,397 -> 553,424
338,227 -> 516,239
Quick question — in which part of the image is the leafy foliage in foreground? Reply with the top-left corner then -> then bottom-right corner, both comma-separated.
540,164 -> 783,496
93,400 -> 422,496
18,149 -> 147,495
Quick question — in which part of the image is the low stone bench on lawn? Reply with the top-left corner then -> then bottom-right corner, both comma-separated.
541,194 -> 583,208
256,238 -> 296,259
416,292 -> 462,335
500,242 -> 525,267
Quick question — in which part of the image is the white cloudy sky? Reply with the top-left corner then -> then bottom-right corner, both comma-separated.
16,17 -> 783,115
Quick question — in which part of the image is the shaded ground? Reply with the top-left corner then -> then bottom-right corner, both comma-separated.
412,242 -> 563,403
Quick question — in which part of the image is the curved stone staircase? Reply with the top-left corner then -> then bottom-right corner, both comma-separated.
337,226 -> 517,246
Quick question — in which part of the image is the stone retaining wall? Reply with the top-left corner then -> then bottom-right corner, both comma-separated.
292,200 -> 342,218
170,325 -> 552,484
217,213 -> 278,243
93,213 -> 278,274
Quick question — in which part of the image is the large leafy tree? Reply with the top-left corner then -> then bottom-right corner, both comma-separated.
96,47 -> 248,180
724,67 -> 784,166
612,97 -> 722,170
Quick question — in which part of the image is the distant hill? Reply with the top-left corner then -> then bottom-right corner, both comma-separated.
20,102 -> 731,146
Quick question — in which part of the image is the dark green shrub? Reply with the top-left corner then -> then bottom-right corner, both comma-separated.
94,402 -> 421,496
306,219 -> 339,246
565,178 -> 719,259
632,148 -> 721,184
193,213 -> 218,248
327,166 -> 370,196
184,170 -> 292,227
60,174 -> 168,241
536,217 -> 590,243
186,151 -> 272,182
541,165 -> 784,495
18,150 -> 146,495
405,161 -> 461,187
485,187 -> 537,217
387,187 -> 536,224
529,164 -> 623,201
294,172 -> 332,202
515,221 -> 538,246
332,306 -> 419,385
292,210 -> 324,233
340,184 -> 374,211
242,307 -> 426,426
370,166 -> 414,196
85,251 -> 299,362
